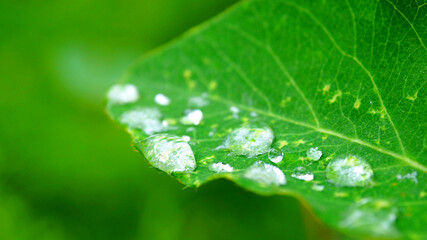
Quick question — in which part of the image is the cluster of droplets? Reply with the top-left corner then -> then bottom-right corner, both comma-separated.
107,83 -> 398,235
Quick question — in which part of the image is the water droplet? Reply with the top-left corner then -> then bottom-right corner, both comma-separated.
120,108 -> 166,134
107,84 -> 139,104
186,127 -> 195,132
307,147 -> 322,160
340,199 -> 399,237
180,109 -> 203,125
291,166 -> 314,181
250,112 -> 258,117
135,134 -> 196,173
311,184 -> 324,191
268,148 -> 284,163
182,135 -> 191,142
217,125 -> 274,158
396,171 -> 418,183
244,161 -> 286,185
326,155 -> 374,187
230,106 -> 240,119
302,158 -> 312,166
154,93 -> 170,106
209,162 -> 233,173
188,93 -> 210,107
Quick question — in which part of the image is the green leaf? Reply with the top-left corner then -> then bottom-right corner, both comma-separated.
106,0 -> 427,238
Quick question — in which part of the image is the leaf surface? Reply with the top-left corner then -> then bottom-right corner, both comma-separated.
106,0 -> 427,238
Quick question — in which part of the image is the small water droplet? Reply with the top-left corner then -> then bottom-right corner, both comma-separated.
230,106 -> 240,119
250,112 -> 257,117
135,134 -> 196,173
180,109 -> 203,125
307,147 -> 322,160
186,127 -> 195,132
120,108 -> 166,134
268,148 -> 284,163
291,166 -> 314,181
209,162 -> 233,173
216,125 -> 274,158
302,158 -> 312,166
244,161 -> 286,185
396,171 -> 417,183
326,155 -> 374,187
188,93 -> 210,107
107,84 -> 139,104
154,93 -> 170,106
340,199 -> 399,237
311,184 -> 324,191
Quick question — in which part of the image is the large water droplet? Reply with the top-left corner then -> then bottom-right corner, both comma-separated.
244,161 -> 286,185
291,166 -> 314,181
340,199 -> 399,237
154,93 -> 170,106
217,125 -> 274,158
135,134 -> 196,173
180,109 -> 203,125
230,106 -> 240,119
307,147 -> 322,161
209,162 -> 233,173
268,148 -> 284,163
326,156 -> 374,187
120,107 -> 166,134
107,84 -> 139,104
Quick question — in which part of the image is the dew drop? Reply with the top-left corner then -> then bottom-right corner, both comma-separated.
180,109 -> 203,125
188,93 -> 210,108
268,148 -> 284,163
107,84 -> 139,104
230,106 -> 240,119
216,125 -> 274,158
340,199 -> 399,237
244,161 -> 286,185
291,166 -> 314,181
326,155 -> 374,187
396,171 -> 417,183
307,147 -> 322,160
135,134 -> 196,173
209,162 -> 233,173
311,184 -> 324,191
120,108 -> 166,134
154,93 -> 170,106
250,112 -> 258,117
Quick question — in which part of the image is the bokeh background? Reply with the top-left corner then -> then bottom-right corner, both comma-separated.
0,0 -> 334,239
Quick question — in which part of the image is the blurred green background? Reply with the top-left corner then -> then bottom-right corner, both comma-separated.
0,0 -> 333,239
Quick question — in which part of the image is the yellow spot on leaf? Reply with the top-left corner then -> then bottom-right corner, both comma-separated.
280,97 -> 291,108
420,191 -> 427,198
354,98 -> 361,109
183,69 -> 192,79
277,140 -> 288,148
321,135 -> 328,140
208,80 -> 217,91
322,84 -> 330,95
211,124 -> 218,129
293,139 -> 306,146
242,117 -> 249,123
328,90 -> 342,103
334,192 -> 349,197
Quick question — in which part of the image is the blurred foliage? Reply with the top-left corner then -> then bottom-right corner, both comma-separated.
0,0 -> 332,239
